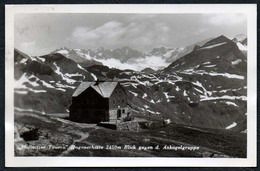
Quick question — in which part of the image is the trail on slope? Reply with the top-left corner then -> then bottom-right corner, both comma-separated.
59,127 -> 98,156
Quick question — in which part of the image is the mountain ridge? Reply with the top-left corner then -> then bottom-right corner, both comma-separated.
49,37 -> 220,71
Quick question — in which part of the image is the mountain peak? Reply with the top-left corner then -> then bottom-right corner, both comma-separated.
233,34 -> 247,42
149,46 -> 173,56
202,35 -> 231,47
141,67 -> 156,73
214,35 -> 230,41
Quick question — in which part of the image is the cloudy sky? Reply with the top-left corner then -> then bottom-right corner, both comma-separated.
14,13 -> 247,56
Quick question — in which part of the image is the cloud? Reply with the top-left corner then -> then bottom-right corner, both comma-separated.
203,13 -> 247,26
68,21 -> 125,47
95,54 -> 170,71
195,28 -> 208,35
18,41 -> 56,56
66,20 -> 170,51
14,13 -> 247,56
19,41 -> 36,52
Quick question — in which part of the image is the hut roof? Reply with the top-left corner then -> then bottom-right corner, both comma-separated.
72,81 -> 119,98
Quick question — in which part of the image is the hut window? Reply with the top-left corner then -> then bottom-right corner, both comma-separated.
122,109 -> 125,113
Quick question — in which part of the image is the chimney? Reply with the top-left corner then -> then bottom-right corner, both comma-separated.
94,78 -> 100,86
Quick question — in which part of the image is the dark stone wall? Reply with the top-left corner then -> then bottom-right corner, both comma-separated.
70,108 -> 109,123
70,87 -> 109,123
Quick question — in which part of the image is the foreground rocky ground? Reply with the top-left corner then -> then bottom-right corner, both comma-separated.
14,111 -> 246,157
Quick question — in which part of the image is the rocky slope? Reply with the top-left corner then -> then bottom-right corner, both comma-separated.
163,35 -> 247,132
14,48 -> 94,113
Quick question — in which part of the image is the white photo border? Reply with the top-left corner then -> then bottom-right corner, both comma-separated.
5,4 -> 257,167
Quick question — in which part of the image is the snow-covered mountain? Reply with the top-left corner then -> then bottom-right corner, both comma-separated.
53,47 -> 103,68
148,37 -> 214,64
14,34 -> 247,132
232,34 -> 247,54
95,46 -> 145,62
53,38 -> 214,71
233,34 -> 247,42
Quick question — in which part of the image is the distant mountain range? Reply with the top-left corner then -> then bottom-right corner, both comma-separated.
14,34 -> 247,133
52,37 -> 217,71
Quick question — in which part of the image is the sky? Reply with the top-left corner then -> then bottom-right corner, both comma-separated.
14,13 -> 247,56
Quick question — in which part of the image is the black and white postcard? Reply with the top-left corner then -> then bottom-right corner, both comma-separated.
5,4 -> 257,167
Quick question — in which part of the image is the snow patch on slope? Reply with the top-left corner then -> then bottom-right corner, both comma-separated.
236,42 -> 247,52
15,74 -> 38,88
180,69 -> 244,80
199,42 -> 227,50
77,64 -> 87,72
20,58 -> 28,64
226,122 -> 237,129
231,59 -> 242,65
201,95 -> 247,101
225,101 -> 238,107
15,74 -> 47,94
56,49 -> 69,55
91,73 -> 97,81
129,90 -> 138,97
54,63 -> 76,84
36,56 -> 46,62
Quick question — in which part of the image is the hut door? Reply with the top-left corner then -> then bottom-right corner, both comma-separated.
117,109 -> 121,119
